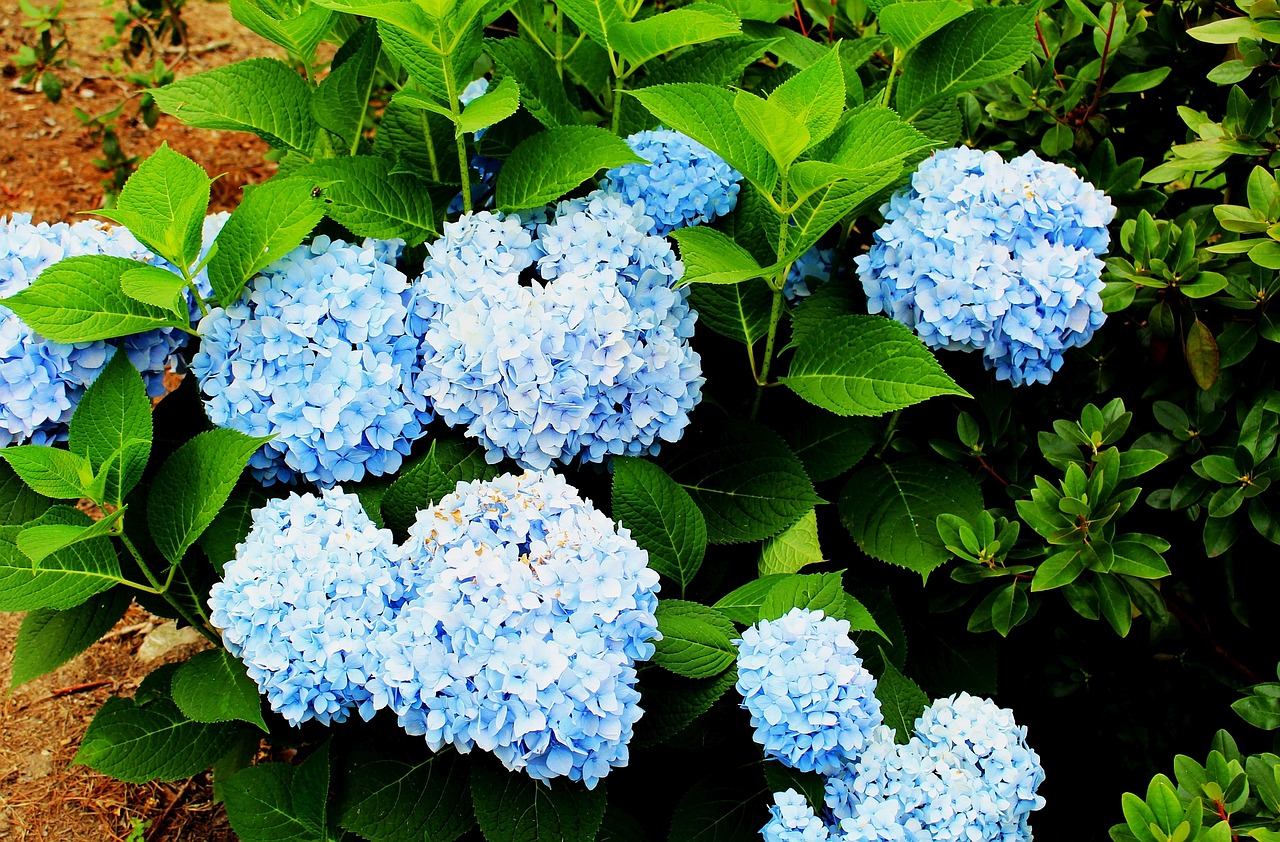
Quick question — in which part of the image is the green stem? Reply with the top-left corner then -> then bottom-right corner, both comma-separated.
611,58 -> 626,135
881,47 -> 904,108
118,531 -> 164,593
750,284 -> 786,419
554,7 -> 564,80
118,531 -> 219,644
876,409 -> 903,457
445,76 -> 472,213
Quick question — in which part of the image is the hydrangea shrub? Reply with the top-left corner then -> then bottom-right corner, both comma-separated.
1,0 -> 1276,839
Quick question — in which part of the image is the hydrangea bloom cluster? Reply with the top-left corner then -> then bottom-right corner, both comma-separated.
855,147 -> 1116,386
2,213 -> 216,447
737,612 -> 1045,841
600,128 -> 742,236
735,608 -> 883,775
411,197 -> 703,470
207,488 -> 405,726
784,246 -> 836,303
192,235 -> 430,486
357,471 -> 660,788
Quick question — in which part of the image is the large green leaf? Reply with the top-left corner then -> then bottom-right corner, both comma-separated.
68,350 -> 153,505
98,142 -> 211,270
651,600 -> 738,679
147,428 -> 272,566
671,226 -> 769,285
784,414 -> 875,483
894,4 -> 1037,120
758,509 -> 823,576
633,667 -> 737,747
556,0 -> 627,51
627,84 -> 777,193
76,684 -> 248,783
312,22 -> 381,153
767,47 -> 845,147
2,255 -> 187,343
874,657 -> 929,744
711,574 -> 792,624
207,176 -> 328,305
376,99 -> 463,185
610,4 -> 741,68
878,0 -> 972,52
152,58 -> 320,153
758,570 -> 845,621
337,742 -> 473,842
380,438 -> 500,535
688,281 -> 772,346
816,104 -> 938,170
782,315 -> 969,415
667,778 -> 768,842
495,126 -> 644,212
666,421 -> 819,544
0,461 -> 50,527
0,509 -> 124,612
0,446 -> 91,500
487,36 -> 582,128
839,458 -> 983,578
471,757 -> 607,842
641,36 -> 777,86
296,157 -> 437,244
9,588 -> 131,688
611,458 -> 707,594
172,649 -> 268,731
230,0 -> 334,61
222,745 -> 331,842
198,481 -> 273,573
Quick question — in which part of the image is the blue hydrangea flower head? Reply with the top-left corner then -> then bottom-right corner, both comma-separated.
763,790 -> 831,842
735,607 -> 883,775
412,201 -> 703,470
600,129 -> 742,236
366,470 -> 661,788
784,246 -> 836,303
823,694 -> 1045,842
208,487 -> 405,726
192,235 -> 430,486
2,213 -> 219,447
855,147 -> 1116,386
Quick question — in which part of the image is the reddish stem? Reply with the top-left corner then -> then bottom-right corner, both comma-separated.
1085,3 -> 1120,120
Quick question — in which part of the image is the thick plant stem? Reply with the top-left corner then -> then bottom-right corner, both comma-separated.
611,71 -> 626,135
750,284 -> 786,419
118,531 -> 219,644
881,47 -> 904,108
446,75 -> 472,214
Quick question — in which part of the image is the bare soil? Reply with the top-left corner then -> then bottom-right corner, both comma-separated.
1,0 -> 280,837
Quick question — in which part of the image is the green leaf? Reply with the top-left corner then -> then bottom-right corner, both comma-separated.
611,4 -> 742,69
1109,67 -> 1171,94
471,757 -> 606,842
296,157 -> 437,244
10,588 -> 131,688
380,438 -> 500,535
68,350 -> 153,505
641,36 -> 777,86
556,0 -> 627,51
785,415 -> 875,483
1186,318 -> 1220,390
0,508 -> 123,611
458,76 -> 521,135
1186,16 -> 1259,44
1030,548 -> 1087,591
783,315 -> 969,415
671,226 -> 768,285
98,142 -> 211,270
634,667 -> 737,747
817,104 -> 937,171
712,574 -> 794,624
76,690 -> 248,783
652,600 -> 738,678
376,98 -> 463,184
488,37 -> 581,128
152,58 -> 319,153
734,90 -> 809,170
767,48 -> 845,147
895,4 -> 1037,119
222,745 -> 331,841
1095,573 -> 1133,637
874,656 -> 928,744
611,458 -> 707,593
2,254 -> 187,342
207,177 -> 328,305
0,446 -> 91,499
0,461 -> 50,527
759,508 -> 823,576
198,482 -> 273,573
759,571 -> 845,620
337,741 -> 473,842
667,777 -> 769,842
688,280 -> 772,346
840,458 -> 983,578
172,649 -> 268,731
148,428 -> 272,566
230,0 -> 334,61
781,171 -> 900,263
313,22 -> 381,153
627,84 -> 777,193
989,582 -> 1028,636
495,126 -> 644,212
878,0 -> 972,52
1110,539 -> 1172,579
666,421 -> 819,544
118,264 -> 190,313
17,506 -> 125,565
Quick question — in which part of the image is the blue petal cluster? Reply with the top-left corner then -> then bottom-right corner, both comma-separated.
855,147 -> 1116,386
784,246 -> 836,303
2,213 -> 217,447
207,487 -> 405,726
763,790 -> 831,842
735,608 -> 882,775
192,235 -> 430,486
600,129 -> 742,236
365,470 -> 661,788
823,694 -> 1046,842
411,198 -> 703,470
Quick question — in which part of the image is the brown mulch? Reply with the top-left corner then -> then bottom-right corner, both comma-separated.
1,0 -> 286,838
